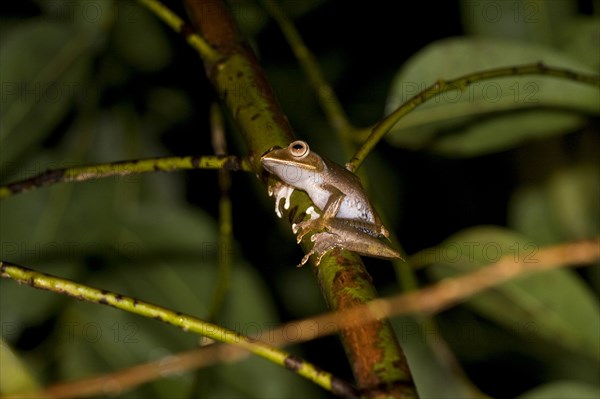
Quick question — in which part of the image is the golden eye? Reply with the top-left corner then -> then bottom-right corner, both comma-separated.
289,140 -> 309,158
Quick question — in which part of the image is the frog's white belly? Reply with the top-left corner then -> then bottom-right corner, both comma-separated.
307,188 -> 375,224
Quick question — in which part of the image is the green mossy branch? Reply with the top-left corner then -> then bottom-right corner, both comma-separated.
0,155 -> 251,199
177,0 -> 418,396
175,0 -> 419,396
0,261 -> 359,399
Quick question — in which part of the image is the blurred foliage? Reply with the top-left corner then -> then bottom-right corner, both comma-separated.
427,226 -> 599,360
0,0 -> 598,398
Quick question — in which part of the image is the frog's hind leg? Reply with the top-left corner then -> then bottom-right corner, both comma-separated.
293,206 -> 321,242
293,191 -> 345,242
320,185 -> 345,219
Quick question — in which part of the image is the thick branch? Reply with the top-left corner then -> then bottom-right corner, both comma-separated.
182,0 -> 416,396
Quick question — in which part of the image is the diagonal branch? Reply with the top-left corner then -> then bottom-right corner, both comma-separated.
0,261 -> 358,399
285,237 -> 600,334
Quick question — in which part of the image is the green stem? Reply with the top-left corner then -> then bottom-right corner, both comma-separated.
0,261 -> 358,399
347,62 -> 600,172
136,0 -> 220,63
261,0 -> 354,142
0,155 -> 251,199
207,104 -> 233,321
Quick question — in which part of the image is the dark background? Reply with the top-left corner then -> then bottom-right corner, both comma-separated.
1,1 -> 598,398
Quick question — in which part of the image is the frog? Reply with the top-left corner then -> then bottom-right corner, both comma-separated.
261,140 -> 401,267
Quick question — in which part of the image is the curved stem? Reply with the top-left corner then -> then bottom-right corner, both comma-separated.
347,63 -> 600,172
261,0 -> 354,141
0,155 -> 251,199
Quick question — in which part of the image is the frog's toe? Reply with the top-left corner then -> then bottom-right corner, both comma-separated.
380,226 -> 391,240
295,226 -> 309,243
314,250 -> 329,266
293,220 -> 316,242
297,250 -> 314,267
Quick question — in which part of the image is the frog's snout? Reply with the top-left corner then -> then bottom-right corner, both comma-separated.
260,145 -> 282,159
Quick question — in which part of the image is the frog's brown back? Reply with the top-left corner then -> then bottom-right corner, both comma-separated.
322,157 -> 385,229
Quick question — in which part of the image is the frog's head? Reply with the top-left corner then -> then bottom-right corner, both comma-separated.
261,140 -> 325,187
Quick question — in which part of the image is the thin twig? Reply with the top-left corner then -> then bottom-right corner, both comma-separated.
347,63 -> 600,172
207,103 -> 233,321
261,0 -> 354,142
0,155 -> 251,199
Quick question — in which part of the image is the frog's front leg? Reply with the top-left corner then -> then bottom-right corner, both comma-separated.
267,179 -> 295,218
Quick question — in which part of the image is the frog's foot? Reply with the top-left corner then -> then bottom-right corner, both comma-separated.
297,231 -> 342,267
292,206 -> 323,242
380,225 -> 391,240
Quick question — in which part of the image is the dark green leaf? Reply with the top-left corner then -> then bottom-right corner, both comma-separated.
0,341 -> 40,395
0,21 -> 95,165
557,16 -> 600,70
0,183 -> 82,332
460,0 -> 577,46
385,37 -> 599,157
509,164 -> 600,244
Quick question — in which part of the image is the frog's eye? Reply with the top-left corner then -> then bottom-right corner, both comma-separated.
289,140 -> 309,158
